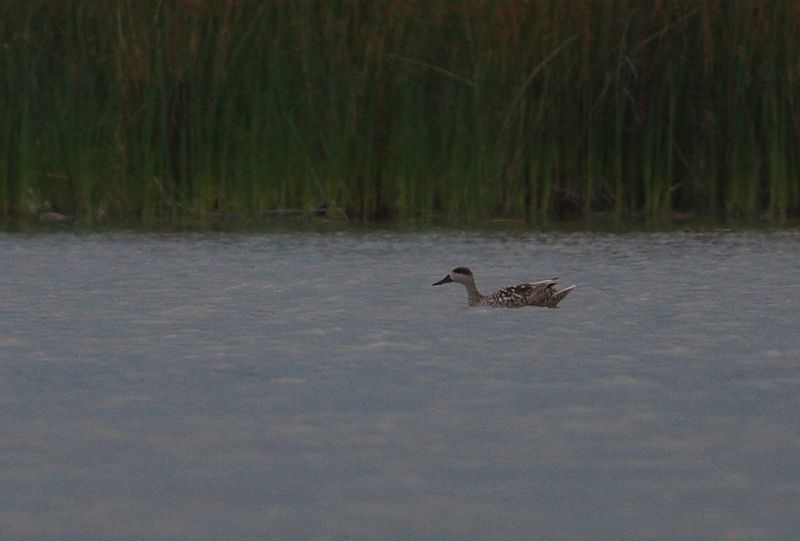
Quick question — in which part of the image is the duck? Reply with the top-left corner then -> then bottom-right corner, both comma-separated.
433,266 -> 575,308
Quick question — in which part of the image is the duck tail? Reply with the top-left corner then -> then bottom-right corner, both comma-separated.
550,285 -> 575,307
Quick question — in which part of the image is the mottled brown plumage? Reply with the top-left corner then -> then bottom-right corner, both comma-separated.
433,267 -> 574,308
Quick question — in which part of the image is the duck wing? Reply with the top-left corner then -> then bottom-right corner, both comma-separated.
519,279 -> 576,307
488,280 -> 556,307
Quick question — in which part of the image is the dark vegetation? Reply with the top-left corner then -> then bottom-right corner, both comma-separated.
1,1 -> 799,225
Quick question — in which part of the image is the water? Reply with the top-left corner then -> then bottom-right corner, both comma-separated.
1,229 -> 799,541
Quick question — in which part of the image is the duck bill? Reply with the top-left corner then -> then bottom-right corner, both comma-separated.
432,275 -> 453,286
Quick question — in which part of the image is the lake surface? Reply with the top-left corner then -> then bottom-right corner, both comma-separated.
1,229 -> 799,540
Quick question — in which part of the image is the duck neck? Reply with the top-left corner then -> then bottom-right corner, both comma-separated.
463,281 -> 483,306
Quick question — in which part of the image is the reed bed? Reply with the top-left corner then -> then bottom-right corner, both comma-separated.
1,0 -> 799,224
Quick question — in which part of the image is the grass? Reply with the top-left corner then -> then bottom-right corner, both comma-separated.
1,0 -> 799,225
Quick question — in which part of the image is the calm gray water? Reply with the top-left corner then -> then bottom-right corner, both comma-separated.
1,229 -> 799,540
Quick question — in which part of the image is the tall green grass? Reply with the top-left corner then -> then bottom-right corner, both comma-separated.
1,0 -> 798,224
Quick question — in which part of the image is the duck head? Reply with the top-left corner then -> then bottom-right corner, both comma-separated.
433,267 -> 474,286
